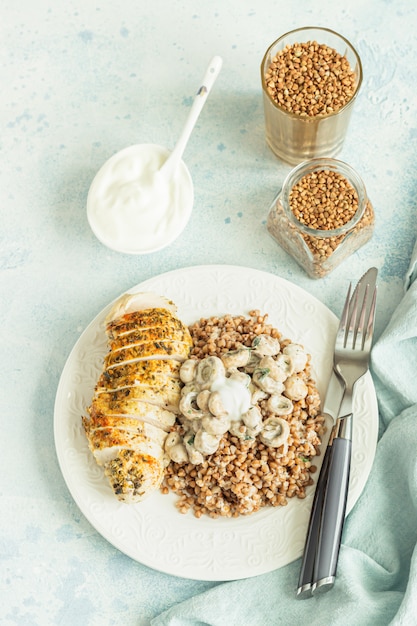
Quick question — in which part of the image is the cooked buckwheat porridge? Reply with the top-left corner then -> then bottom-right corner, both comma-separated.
161,311 -> 325,518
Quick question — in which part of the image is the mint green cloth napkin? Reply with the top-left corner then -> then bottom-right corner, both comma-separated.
152,251 -> 417,626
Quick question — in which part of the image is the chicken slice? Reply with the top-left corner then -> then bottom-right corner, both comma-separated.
85,420 -> 168,503
87,400 -> 177,431
108,325 -> 192,351
95,365 -> 182,394
104,340 -> 191,369
87,428 -> 165,463
106,294 -> 180,340
102,358 -> 181,381
108,310 -> 188,340
105,292 -> 177,325
83,413 -> 167,443
92,380 -> 181,414
103,449 -> 165,503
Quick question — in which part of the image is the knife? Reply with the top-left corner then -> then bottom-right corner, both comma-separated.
296,267 -> 378,598
296,375 -> 344,598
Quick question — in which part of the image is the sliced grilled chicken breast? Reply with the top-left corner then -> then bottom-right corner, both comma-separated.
83,291 -> 192,503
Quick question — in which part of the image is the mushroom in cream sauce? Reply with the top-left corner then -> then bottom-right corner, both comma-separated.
284,374 -> 309,401
266,393 -> 293,416
251,334 -> 280,357
252,367 -> 285,394
195,356 -> 225,389
259,417 -> 291,448
179,359 -> 198,383
164,431 -> 189,464
164,335 -> 310,465
283,343 -> 308,373
220,348 -> 252,370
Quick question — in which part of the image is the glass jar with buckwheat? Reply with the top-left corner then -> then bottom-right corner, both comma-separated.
266,158 -> 375,279
260,27 -> 363,165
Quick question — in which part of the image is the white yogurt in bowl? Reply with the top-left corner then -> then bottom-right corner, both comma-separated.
87,143 -> 194,254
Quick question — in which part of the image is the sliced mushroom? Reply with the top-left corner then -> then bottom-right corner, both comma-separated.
164,431 -> 182,450
179,391 -> 207,420
266,393 -> 294,416
208,389 -> 229,417
252,367 -> 285,394
195,356 -> 225,389
221,348 -> 252,370
201,414 -> 230,436
251,334 -> 280,357
283,344 -> 308,373
259,417 -> 290,448
241,405 -> 263,430
180,381 -> 199,395
229,421 -> 250,440
250,386 -> 268,404
259,354 -> 292,383
275,353 -> 294,377
227,368 -> 251,387
194,428 -> 221,455
196,389 -> 211,411
284,375 -> 308,401
169,443 -> 189,463
184,433 -> 204,465
164,431 -> 188,463
242,352 -> 261,373
179,359 -> 198,383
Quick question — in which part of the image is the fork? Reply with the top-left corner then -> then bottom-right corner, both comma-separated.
297,268 -> 377,597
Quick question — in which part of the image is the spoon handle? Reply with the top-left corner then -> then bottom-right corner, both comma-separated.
160,56 -> 223,176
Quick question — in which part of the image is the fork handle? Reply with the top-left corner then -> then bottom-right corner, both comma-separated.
312,413 -> 352,594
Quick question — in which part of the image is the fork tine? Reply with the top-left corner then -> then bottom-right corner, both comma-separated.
363,285 -> 377,351
340,276 -> 377,352
337,283 -> 351,345
354,284 -> 369,350
354,280 -> 377,351
348,287 -> 360,349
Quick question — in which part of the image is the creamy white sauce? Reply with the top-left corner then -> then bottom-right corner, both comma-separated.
87,143 -> 193,254
211,376 -> 251,421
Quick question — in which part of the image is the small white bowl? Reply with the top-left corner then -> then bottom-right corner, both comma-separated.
87,143 -> 194,254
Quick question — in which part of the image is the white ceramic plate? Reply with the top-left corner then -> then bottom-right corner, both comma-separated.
54,265 -> 378,581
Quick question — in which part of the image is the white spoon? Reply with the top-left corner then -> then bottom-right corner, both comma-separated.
158,55 -> 223,180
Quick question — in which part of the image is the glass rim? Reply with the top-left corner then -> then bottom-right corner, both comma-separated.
280,157 -> 367,238
261,26 -> 363,120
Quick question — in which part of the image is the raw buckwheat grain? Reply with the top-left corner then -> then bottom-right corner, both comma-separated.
264,40 -> 356,117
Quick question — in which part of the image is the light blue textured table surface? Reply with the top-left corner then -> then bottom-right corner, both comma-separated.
1,1 -> 417,624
